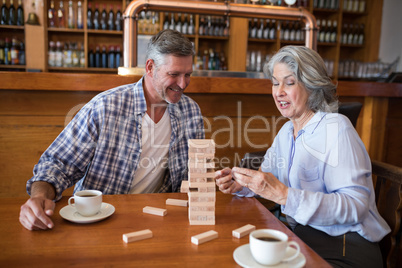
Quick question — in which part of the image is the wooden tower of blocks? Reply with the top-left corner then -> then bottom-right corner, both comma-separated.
187,139 -> 216,225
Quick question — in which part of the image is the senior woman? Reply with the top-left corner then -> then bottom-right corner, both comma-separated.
215,46 -> 390,267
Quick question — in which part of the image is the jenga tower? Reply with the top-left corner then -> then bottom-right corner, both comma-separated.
187,139 -> 216,225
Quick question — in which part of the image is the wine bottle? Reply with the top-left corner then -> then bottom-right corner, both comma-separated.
77,1 -> 83,29
57,1 -> 65,28
93,3 -> 99,30
100,4 -> 107,30
188,14 -> 194,35
175,13 -> 182,33
1,0 -> 8,25
115,45 -> 121,68
107,5 -> 114,30
55,41 -> 63,67
87,2 -> 92,29
163,12 -> 169,30
16,0 -> 23,26
48,0 -> 56,27
10,38 -> 19,65
101,45 -> 107,68
0,39 -> 5,64
88,46 -> 94,67
115,5 -> 121,31
67,0 -> 74,28
4,37 -> 11,65
48,41 -> 56,67
8,0 -> 16,25
108,46 -> 114,68
18,41 -> 24,65
79,42 -> 85,67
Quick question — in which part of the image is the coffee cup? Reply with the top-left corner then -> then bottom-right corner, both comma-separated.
249,229 -> 300,266
68,190 -> 102,216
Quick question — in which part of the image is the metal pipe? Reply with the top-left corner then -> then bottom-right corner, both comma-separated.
119,0 -> 317,75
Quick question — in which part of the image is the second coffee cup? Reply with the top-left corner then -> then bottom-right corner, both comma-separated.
68,190 -> 102,216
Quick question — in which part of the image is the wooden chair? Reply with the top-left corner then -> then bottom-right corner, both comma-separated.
372,160 -> 402,268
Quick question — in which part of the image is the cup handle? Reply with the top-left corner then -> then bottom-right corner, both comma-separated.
282,241 -> 300,262
68,197 -> 75,207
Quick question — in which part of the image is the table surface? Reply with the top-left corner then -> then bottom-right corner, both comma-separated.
0,192 -> 330,267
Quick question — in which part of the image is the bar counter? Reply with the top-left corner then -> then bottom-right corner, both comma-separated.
1,72 -> 401,198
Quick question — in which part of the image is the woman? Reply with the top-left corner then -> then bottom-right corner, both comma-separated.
215,46 -> 390,267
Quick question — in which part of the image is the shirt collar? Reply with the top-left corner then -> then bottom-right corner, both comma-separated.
287,111 -> 327,136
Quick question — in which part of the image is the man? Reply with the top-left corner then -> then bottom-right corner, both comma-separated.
19,29 -> 204,230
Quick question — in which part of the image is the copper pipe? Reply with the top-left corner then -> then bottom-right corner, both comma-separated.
119,0 -> 317,75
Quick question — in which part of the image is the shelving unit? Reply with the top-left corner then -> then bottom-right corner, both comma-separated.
1,0 -> 383,81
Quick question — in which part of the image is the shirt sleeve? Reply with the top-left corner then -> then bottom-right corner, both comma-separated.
26,102 -> 100,201
283,125 -> 372,227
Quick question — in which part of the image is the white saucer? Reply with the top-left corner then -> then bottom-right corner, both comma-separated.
59,203 -> 115,224
233,244 -> 306,268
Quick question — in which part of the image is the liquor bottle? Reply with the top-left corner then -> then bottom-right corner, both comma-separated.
188,14 -> 194,35
352,23 -> 359,44
213,17 -> 220,36
55,41 -> 63,67
108,46 -> 114,68
358,23 -> 364,45
67,0 -> 74,28
88,46 -> 94,67
101,45 -> 107,68
1,0 -> 8,25
48,41 -> 56,67
206,16 -> 213,36
330,20 -> 337,43
181,13 -> 188,34
57,1 -> 65,28
198,16 -> 204,35
169,12 -> 175,30
8,0 -> 16,25
16,0 -> 23,26
79,42 -> 85,67
137,10 -> 144,34
115,45 -> 121,68
319,20 -> 326,42
77,1 -> 83,29
152,12 -> 160,34
72,42 -> 79,67
100,4 -> 107,30
63,42 -> 72,67
93,3 -> 99,30
18,41 -> 24,65
324,20 -> 332,43
48,0 -> 56,27
4,37 -> 10,65
282,21 -> 290,41
107,5 -> 114,30
10,38 -> 19,65
289,21 -> 296,41
87,2 -> 92,29
175,13 -> 182,33
95,45 -> 100,67
0,38 -> 4,64
115,6 -> 122,31
250,18 -> 257,38
223,17 -> 230,37
341,23 -> 348,44
163,12 -> 169,30
347,23 -> 354,44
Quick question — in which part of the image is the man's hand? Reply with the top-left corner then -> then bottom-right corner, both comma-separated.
20,196 -> 55,230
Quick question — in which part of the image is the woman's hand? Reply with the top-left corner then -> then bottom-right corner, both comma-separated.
215,167 -> 243,194
231,167 -> 289,205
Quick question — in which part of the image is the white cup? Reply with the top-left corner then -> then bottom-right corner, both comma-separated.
68,190 -> 102,216
249,229 -> 300,266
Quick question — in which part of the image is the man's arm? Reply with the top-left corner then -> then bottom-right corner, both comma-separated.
19,181 -> 56,231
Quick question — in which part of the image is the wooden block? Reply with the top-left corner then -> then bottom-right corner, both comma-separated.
122,229 -> 153,243
166,198 -> 188,207
143,206 -> 167,216
189,152 -> 215,159
191,230 -> 218,245
189,172 -> 216,180
232,224 -> 256,238
188,181 -> 216,189
180,180 -> 189,193
188,139 -> 215,149
188,161 -> 215,169
190,220 -> 215,225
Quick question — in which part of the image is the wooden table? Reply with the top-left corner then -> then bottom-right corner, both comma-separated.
0,192 -> 330,267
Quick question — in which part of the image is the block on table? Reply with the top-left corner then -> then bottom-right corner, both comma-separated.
166,198 -> 188,207
191,230 -> 218,245
122,229 -> 153,243
232,224 -> 256,238
180,180 -> 189,193
143,206 -> 167,216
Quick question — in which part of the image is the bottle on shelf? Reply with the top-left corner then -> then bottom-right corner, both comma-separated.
330,20 -> 337,43
95,45 -> 100,67
100,4 -> 107,30
57,1 -> 65,28
87,2 -> 92,29
10,38 -> 19,65
319,19 -> 326,42
169,12 -> 175,30
153,12 -> 160,34
108,45 -> 114,68
48,0 -> 56,27
115,6 -> 122,31
55,41 -> 63,67
72,42 -> 79,67
16,0 -> 23,26
115,45 -> 121,68
67,0 -> 74,28
188,14 -> 194,35
181,13 -> 188,35
107,5 -> 114,31
358,23 -> 364,45
269,20 -> 276,39
289,21 -> 296,41
347,23 -> 354,44
93,3 -> 99,30
198,16 -> 204,35
48,41 -> 56,67
1,0 -> 8,25
223,16 -> 229,37
0,39 -> 4,64
88,46 -> 94,67
18,40 -> 24,65
324,20 -> 332,43
79,42 -> 85,67
101,45 -> 107,68
8,0 -> 16,25
175,13 -> 182,33
4,37 -> 10,65
77,1 -> 83,29
62,42 -> 70,67
163,12 -> 169,30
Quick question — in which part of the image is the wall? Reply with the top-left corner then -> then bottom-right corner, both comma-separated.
379,0 -> 402,72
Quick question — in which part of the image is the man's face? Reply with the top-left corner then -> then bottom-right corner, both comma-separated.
148,55 -> 193,104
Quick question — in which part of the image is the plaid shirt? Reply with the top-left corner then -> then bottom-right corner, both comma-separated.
27,78 -> 204,201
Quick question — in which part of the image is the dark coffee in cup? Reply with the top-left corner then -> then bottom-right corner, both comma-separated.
257,236 -> 281,242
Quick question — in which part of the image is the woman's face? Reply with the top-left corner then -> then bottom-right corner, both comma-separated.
271,63 -> 311,122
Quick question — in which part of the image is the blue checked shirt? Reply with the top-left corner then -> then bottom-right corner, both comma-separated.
27,77 -> 204,201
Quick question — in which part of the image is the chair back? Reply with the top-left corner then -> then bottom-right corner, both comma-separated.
338,102 -> 363,127
372,160 -> 402,268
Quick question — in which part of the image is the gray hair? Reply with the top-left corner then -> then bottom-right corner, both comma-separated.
264,46 -> 338,112
145,29 -> 195,68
